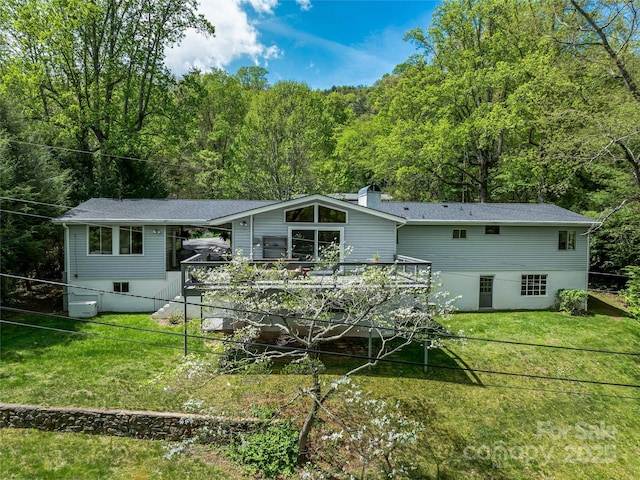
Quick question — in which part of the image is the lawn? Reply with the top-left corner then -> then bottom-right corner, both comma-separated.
1,298 -> 639,479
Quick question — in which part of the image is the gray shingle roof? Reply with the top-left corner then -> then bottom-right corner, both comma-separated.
54,198 -> 276,223
376,202 -> 595,224
54,198 -> 596,226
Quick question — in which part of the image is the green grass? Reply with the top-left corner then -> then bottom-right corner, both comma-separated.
0,312 -> 206,411
0,429 -> 244,479
1,299 -> 639,479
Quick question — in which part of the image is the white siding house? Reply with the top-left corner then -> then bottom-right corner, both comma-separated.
53,188 -> 596,313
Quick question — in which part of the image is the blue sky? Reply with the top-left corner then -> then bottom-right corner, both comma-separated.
165,0 -> 439,90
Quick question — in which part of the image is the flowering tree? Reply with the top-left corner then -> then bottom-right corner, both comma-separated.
178,246 -> 456,466
303,377 -> 425,479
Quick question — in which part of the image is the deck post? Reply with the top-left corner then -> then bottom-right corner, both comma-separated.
183,296 -> 188,356
368,328 -> 373,370
181,261 -> 188,356
423,340 -> 429,374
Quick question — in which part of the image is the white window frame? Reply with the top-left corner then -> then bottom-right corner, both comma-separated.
521,274 -> 548,296
113,281 -> 130,293
453,228 -> 467,239
284,204 -> 348,224
558,230 -> 576,250
118,226 -> 144,255
87,225 -> 144,256
288,227 -> 344,260
87,225 -> 113,255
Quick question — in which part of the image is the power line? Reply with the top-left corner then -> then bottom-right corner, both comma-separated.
1,194 -> 609,273
478,383 -> 640,401
3,306 -> 640,392
3,273 -> 638,359
0,199 -> 234,237
0,319 -> 201,354
5,138 -> 179,168
0,209 -> 57,220
0,196 -> 75,210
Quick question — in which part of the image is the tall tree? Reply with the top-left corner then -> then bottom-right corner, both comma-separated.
160,69 -> 249,198
0,94 -> 70,299
400,0 -> 553,202
553,0 -> 640,199
1,0 -> 214,200
228,81 -> 335,200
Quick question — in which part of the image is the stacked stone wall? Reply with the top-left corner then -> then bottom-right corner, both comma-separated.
0,403 -> 260,442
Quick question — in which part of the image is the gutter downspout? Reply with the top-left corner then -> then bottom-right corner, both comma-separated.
394,222 -> 406,260
249,215 -> 255,260
63,223 -> 70,311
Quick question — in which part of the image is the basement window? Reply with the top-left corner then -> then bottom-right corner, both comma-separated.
113,282 -> 129,293
521,275 -> 547,296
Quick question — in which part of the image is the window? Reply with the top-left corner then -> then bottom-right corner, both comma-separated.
119,226 -> 143,254
558,230 -> 576,250
113,282 -> 129,293
285,205 -> 347,224
485,226 -> 500,235
89,226 -> 113,254
291,229 -> 341,261
286,206 -> 314,223
521,274 -> 547,296
453,229 -> 467,239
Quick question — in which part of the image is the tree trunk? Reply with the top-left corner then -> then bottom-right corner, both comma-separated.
297,368 -> 321,463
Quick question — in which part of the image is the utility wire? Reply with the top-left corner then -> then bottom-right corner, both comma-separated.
0,196 -> 75,210
2,307 -> 640,392
0,195 -> 613,276
0,143 -> 600,225
3,273 -> 638,359
5,139 -> 178,168
0,319 -> 206,354
4,319 -> 637,401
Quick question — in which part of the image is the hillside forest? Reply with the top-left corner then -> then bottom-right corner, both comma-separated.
1,0 -> 640,297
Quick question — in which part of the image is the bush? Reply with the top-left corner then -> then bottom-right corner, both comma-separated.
228,421 -> 298,478
167,311 -> 183,325
622,266 -> 640,320
557,289 -> 587,315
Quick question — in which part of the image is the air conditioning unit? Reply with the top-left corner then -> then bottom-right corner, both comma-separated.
68,301 -> 98,318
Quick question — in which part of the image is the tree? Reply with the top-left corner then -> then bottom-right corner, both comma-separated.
552,0 -> 640,200
1,0 -> 214,200
228,81 -> 335,200
160,69 -> 249,198
0,94 -> 70,299
399,0 -> 559,203
236,66 -> 270,91
171,247 -> 455,465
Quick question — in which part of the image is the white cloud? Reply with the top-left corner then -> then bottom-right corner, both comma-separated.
165,0 -> 280,75
296,0 -> 312,11
244,0 -> 279,14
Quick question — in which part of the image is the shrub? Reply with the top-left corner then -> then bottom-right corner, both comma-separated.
622,266 -> 640,319
557,289 -> 587,315
167,311 -> 183,325
228,421 -> 298,478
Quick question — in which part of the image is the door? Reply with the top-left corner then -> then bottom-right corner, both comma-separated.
291,229 -> 342,261
479,276 -> 494,308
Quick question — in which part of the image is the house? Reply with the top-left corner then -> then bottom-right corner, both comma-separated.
53,186 -> 596,314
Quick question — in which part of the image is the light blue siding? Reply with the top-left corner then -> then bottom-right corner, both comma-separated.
231,201 -> 398,262
67,225 -> 166,280
397,225 -> 589,272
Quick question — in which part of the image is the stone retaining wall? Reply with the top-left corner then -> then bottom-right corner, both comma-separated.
0,403 -> 261,443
